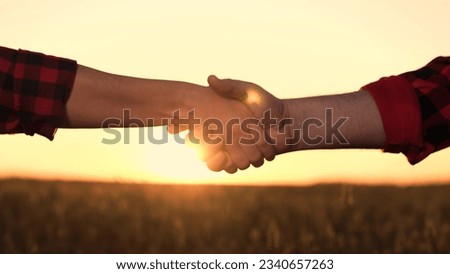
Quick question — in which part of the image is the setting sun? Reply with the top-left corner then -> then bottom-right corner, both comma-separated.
137,130 -> 224,183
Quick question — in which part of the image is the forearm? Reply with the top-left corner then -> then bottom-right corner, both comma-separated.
62,65 -> 203,128
283,90 -> 385,151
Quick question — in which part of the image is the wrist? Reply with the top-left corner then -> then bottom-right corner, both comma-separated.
278,98 -> 306,153
139,80 -> 205,126
166,83 -> 216,130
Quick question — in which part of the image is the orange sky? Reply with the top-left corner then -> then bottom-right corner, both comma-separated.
1,0 -> 449,185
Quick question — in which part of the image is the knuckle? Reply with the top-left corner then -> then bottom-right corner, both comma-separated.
225,166 -> 238,174
232,155 -> 250,170
248,151 -> 263,166
251,158 -> 264,168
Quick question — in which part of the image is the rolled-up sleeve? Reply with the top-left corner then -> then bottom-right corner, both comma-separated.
0,46 -> 77,140
363,57 -> 450,164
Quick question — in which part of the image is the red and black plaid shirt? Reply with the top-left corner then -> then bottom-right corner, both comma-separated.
363,56 -> 450,164
0,46 -> 77,140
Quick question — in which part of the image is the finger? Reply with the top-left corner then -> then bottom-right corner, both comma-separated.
241,143 -> 265,168
224,165 -> 238,174
257,130 -> 277,161
259,143 -> 276,162
206,150 -> 228,172
239,123 -> 274,165
208,75 -> 248,101
225,144 -> 251,171
222,154 -> 238,174
206,150 -> 238,173
237,127 -> 265,167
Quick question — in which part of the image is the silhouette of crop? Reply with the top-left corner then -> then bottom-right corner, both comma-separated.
1,179 -> 449,253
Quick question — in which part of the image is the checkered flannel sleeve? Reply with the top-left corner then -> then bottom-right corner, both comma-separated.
363,57 -> 450,164
0,46 -> 77,140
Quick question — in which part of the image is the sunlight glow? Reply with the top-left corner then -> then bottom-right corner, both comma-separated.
142,137 -> 224,183
245,89 -> 262,106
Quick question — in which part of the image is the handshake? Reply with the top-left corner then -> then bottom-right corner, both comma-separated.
167,75 -> 293,174
64,66 -> 386,173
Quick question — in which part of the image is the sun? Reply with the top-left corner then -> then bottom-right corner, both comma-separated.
140,134 -> 224,183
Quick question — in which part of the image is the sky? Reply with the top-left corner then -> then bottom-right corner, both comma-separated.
1,0 -> 449,185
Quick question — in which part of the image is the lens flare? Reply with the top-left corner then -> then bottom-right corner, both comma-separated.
245,89 -> 262,106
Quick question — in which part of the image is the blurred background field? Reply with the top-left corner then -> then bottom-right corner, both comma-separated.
1,179 -> 449,254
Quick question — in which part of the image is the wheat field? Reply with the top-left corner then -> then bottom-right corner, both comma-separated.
0,179 -> 449,253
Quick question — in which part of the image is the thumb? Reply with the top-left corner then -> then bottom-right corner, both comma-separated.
207,75 -> 248,101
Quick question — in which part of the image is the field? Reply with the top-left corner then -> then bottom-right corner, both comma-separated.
1,179 -> 449,253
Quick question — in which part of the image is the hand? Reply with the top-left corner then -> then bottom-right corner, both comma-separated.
204,76 -> 294,172
167,84 -> 276,173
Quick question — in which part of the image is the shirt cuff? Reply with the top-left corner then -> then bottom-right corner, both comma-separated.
362,75 -> 423,164
13,49 -> 78,140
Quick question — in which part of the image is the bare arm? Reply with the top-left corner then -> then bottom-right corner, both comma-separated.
283,90 -> 385,151
62,65 -> 206,128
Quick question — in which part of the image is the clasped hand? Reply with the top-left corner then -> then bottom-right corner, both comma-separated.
168,75 -> 292,173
